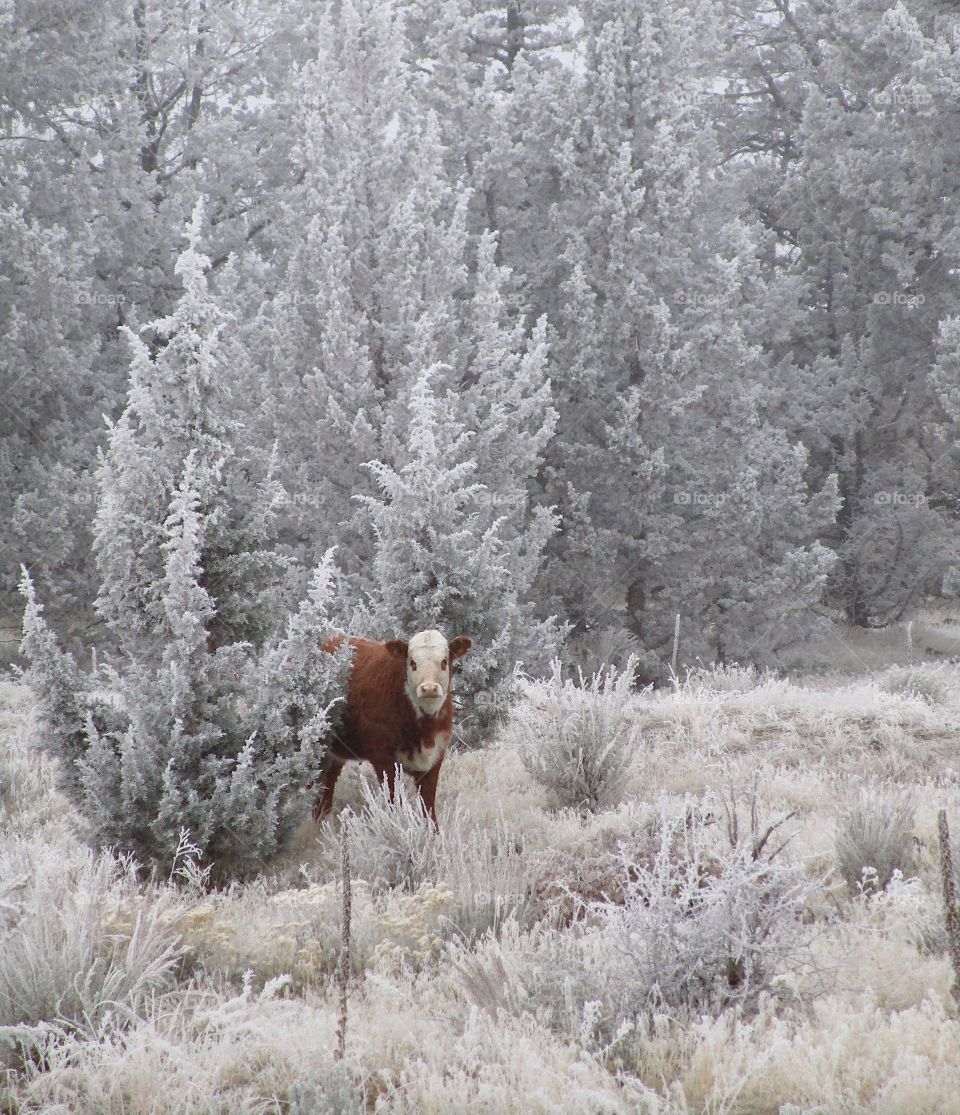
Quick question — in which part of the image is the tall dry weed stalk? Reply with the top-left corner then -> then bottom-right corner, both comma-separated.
936,809 -> 960,1008
335,816 -> 352,1061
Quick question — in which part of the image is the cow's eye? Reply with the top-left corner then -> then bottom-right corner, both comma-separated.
440,659 -> 447,670
410,659 -> 417,671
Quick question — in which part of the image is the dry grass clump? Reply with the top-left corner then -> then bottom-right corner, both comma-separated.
0,680 -> 69,839
0,842 -> 184,1067
171,780 -> 539,991
171,877 -> 473,987
679,661 -> 778,694
317,775 -> 538,942
835,784 -> 918,893
530,840 -> 629,928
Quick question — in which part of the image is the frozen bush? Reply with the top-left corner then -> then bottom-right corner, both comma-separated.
584,804 -> 814,1018
878,664 -> 956,706
0,842 -> 183,1065
16,222 -> 355,884
680,661 -> 772,693
328,775 -> 446,893
504,657 -> 642,812
321,774 -> 536,941
458,798 -> 815,1044
18,555 -> 351,884
835,784 -> 917,893
288,1061 -> 365,1115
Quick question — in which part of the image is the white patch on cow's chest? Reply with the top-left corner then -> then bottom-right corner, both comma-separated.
402,729 -> 451,774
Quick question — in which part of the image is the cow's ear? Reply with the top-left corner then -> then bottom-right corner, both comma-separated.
385,639 -> 409,659
448,635 -> 472,659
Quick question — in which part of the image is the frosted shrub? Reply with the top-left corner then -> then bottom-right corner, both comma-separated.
681,661 -> 771,693
331,775 -> 446,893
19,555 -> 351,884
583,805 -> 814,1018
288,1061 -> 365,1115
505,658 -> 641,812
324,775 -> 536,941
0,842 -> 183,1064
836,785 -> 917,893
350,282 -> 562,746
878,664 -> 956,706
461,800 -> 815,1044
16,220 -> 355,884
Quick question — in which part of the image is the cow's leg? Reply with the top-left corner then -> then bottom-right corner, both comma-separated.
371,761 -> 397,803
313,753 -> 345,822
414,755 -> 444,830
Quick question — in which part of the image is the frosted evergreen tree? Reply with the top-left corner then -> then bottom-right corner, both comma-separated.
18,207 -> 351,882
20,460 -> 351,882
711,0 -> 960,624
404,0 -> 578,252
354,364 -> 560,739
0,207 -> 108,626
243,0 -> 562,654
0,0 -> 318,623
94,202 -> 287,656
521,1 -> 839,671
244,0 -> 473,575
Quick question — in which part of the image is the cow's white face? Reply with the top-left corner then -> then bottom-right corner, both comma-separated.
386,629 -> 472,717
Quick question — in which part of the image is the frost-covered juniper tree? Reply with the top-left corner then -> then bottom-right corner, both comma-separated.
19,545 -> 350,881
515,1 -> 839,672
713,0 -> 960,626
244,0 -> 562,633
18,211 -> 351,882
94,202 -> 288,657
353,361 -> 560,741
243,0 -> 470,575
0,0 -> 320,625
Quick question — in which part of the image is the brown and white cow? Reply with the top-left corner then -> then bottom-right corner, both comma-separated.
313,629 -> 472,826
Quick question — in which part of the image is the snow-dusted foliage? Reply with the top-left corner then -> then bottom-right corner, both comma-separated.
19,547 -> 349,882
18,218 -> 351,882
457,797 -> 815,1039
3,671 -> 960,1109
578,802 -> 814,1019
3,0 -> 960,663
288,1064 -> 365,1115
321,774 -> 535,941
354,362 -> 560,739
503,658 -> 642,812
7,0 -> 960,1108
94,203 -> 287,657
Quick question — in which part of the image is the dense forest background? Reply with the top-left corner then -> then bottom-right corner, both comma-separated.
4,0 -> 960,682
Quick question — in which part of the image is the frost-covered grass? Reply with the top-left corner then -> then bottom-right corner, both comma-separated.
3,665 -> 960,1113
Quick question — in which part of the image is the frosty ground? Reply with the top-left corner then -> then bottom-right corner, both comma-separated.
2,642 -> 960,1115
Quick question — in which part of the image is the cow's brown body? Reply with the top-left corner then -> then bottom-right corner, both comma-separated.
313,634 -> 467,825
